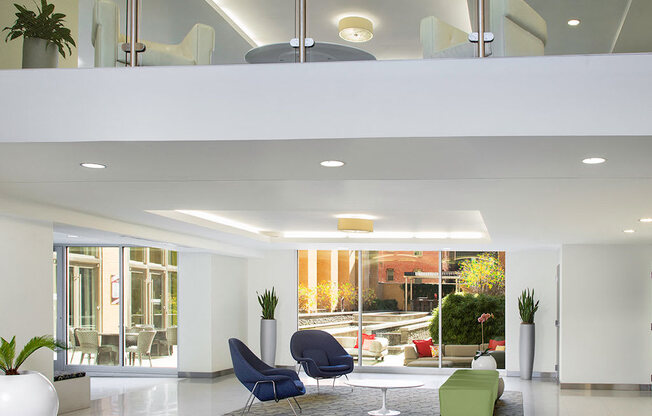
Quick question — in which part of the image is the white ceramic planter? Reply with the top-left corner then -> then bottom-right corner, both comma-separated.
0,371 -> 59,416
260,319 -> 277,366
22,37 -> 59,69
471,354 -> 497,370
519,323 -> 535,380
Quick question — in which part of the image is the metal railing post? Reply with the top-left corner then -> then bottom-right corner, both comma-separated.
477,0 -> 486,58
298,0 -> 307,62
127,0 -> 140,67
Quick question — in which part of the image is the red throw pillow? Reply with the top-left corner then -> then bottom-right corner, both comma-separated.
488,339 -> 506,351
412,339 -> 434,357
354,333 -> 376,349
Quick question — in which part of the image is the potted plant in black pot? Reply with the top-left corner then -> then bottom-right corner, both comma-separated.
0,335 -> 66,415
3,0 -> 76,68
518,288 -> 539,380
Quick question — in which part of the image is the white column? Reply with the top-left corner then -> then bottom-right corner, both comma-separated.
0,216 -> 53,379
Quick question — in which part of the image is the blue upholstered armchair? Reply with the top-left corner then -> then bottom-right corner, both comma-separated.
290,330 -> 354,392
228,338 -> 305,415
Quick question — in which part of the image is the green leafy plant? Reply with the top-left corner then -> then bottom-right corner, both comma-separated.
3,0 -> 76,58
518,288 -> 539,324
0,335 -> 66,375
257,287 -> 279,320
458,253 -> 505,295
473,348 -> 491,361
429,293 -> 505,345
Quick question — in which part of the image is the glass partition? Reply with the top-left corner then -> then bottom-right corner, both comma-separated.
66,247 -> 120,366
123,247 -> 178,368
361,251 -> 441,367
297,250 -> 360,361
63,245 -> 178,370
2,0 -> 651,70
297,249 -> 506,370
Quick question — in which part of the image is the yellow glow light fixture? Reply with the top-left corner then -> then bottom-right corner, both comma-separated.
338,16 -> 373,43
337,217 -> 373,233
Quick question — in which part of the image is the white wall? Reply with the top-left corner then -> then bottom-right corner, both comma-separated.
211,254 -> 247,371
0,216 -> 54,378
560,244 -> 652,385
505,249 -> 559,374
2,53 -> 652,142
247,250 -> 297,367
178,252 -> 247,374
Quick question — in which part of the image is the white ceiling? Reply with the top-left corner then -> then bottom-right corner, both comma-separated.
1,137 -> 652,250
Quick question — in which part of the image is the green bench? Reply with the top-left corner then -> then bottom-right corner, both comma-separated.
439,369 -> 499,416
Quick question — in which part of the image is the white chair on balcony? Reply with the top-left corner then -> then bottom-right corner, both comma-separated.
92,0 -> 215,67
126,330 -> 157,367
420,0 -> 547,59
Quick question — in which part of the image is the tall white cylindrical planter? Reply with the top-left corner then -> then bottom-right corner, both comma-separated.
260,319 -> 277,366
0,371 -> 59,415
519,323 -> 535,380
22,37 -> 59,69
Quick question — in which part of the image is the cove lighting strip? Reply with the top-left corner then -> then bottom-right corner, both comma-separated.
176,210 -> 262,234
283,231 -> 483,239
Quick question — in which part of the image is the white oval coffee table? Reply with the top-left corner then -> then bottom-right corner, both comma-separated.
344,379 -> 424,415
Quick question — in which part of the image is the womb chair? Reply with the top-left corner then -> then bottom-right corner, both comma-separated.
290,330 -> 354,393
229,338 -> 305,416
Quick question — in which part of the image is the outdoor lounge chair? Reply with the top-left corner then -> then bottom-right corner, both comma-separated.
290,330 -> 354,393
228,338 -> 305,415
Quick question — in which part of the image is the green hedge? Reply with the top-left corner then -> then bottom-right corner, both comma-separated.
429,293 -> 505,345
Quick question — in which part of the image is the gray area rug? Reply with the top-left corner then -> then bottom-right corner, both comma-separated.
225,385 -> 523,415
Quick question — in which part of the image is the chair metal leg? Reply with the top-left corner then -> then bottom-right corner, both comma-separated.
316,378 -> 320,394
292,397 -> 302,413
332,377 -> 336,390
149,353 -> 152,367
241,390 -> 255,415
345,374 -> 353,392
287,398 -> 299,416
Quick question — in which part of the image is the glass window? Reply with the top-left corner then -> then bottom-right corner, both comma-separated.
123,247 -> 178,368
297,250 -> 506,369
66,247 -> 120,366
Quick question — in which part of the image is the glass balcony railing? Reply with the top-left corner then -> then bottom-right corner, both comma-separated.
0,0 -> 650,71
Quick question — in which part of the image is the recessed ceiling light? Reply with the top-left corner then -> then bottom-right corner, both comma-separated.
623,229 -> 635,233
80,162 -> 106,169
320,160 -> 345,168
338,16 -> 374,43
582,157 -> 606,165
567,19 -> 581,27
67,235 -> 79,238
639,218 -> 652,223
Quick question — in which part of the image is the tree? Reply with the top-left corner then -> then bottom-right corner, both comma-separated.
458,253 -> 505,295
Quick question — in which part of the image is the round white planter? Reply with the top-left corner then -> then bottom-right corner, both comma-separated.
471,354 -> 497,370
0,371 -> 59,416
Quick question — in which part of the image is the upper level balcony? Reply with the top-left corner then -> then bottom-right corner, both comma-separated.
1,0 -> 650,70
1,0 -> 652,143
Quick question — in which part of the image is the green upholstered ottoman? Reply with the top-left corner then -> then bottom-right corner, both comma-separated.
439,369 -> 499,416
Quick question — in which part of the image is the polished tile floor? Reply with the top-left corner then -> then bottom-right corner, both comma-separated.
65,372 -> 652,416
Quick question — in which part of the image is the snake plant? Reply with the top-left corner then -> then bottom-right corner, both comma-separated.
0,335 -> 66,375
518,288 -> 539,324
257,287 -> 279,320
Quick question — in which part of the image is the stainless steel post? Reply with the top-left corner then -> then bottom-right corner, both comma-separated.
128,0 -> 140,67
438,252 -> 443,368
299,0 -> 306,62
477,0 -> 486,58
357,251 -> 363,365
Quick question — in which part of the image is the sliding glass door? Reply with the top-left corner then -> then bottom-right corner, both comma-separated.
60,245 -> 179,372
